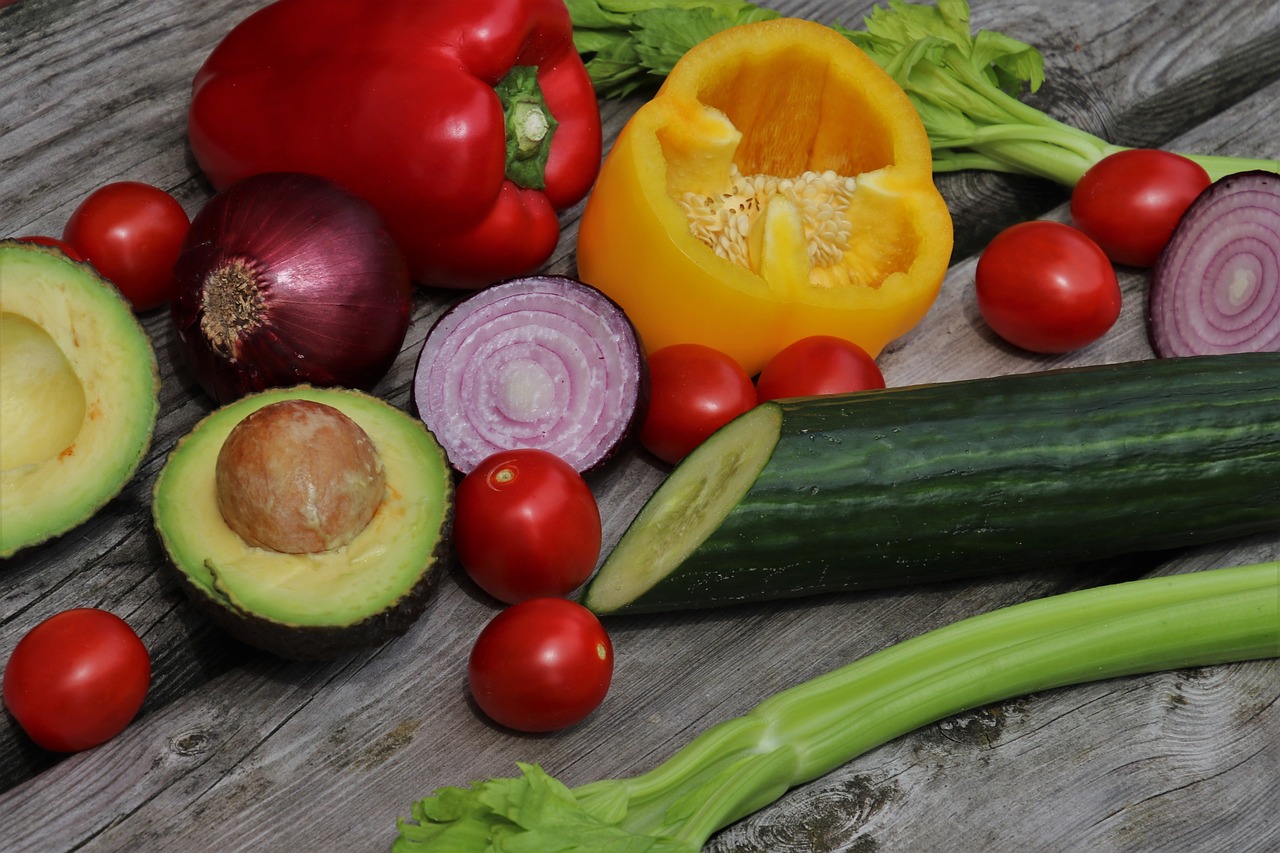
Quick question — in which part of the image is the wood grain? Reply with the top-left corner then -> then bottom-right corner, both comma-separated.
1,0 -> 1277,850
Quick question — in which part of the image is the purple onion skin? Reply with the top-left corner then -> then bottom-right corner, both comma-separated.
414,275 -> 649,475
1149,170 -> 1280,358
172,172 -> 412,404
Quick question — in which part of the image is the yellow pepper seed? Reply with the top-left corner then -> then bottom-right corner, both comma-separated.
679,165 -> 861,281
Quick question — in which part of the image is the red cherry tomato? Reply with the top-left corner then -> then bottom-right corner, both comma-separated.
453,448 -> 602,604
1070,149 -> 1211,268
468,598 -> 613,732
975,220 -> 1122,354
14,235 -> 85,262
62,181 -> 190,311
639,343 -> 757,464
3,608 -> 151,752
755,335 -> 886,403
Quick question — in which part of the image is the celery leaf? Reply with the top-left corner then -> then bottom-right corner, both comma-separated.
393,762 -> 697,853
567,0 -> 780,98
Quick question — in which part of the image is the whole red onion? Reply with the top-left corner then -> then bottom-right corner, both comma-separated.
172,172 -> 412,404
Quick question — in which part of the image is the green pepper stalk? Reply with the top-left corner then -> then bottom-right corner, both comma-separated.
566,0 -> 1280,184
495,65 -> 560,190
393,561 -> 1280,850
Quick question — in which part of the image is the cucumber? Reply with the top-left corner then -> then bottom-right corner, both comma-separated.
582,354 -> 1280,614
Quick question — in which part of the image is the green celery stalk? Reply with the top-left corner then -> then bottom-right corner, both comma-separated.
393,561 -> 1280,850
566,0 -> 1280,184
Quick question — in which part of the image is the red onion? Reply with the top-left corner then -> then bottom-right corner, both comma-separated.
1148,170 -> 1280,357
414,275 -> 647,473
172,172 -> 412,404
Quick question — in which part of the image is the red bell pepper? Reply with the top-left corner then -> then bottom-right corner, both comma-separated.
187,0 -> 602,289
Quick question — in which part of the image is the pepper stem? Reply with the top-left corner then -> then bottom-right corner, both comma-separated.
495,65 -> 558,190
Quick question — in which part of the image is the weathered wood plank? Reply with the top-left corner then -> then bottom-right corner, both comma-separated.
1,0 -> 1277,849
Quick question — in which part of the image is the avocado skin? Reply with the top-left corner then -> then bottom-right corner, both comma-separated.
164,521 -> 451,660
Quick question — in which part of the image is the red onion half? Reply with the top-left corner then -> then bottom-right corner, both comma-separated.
1148,170 -> 1280,357
172,173 -> 412,404
414,275 -> 647,473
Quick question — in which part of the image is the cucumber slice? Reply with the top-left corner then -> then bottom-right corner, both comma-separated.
584,404 -> 781,613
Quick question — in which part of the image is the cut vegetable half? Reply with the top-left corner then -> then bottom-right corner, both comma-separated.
153,385 -> 454,659
1,241 -> 159,558
1148,170 -> 1280,357
414,275 -> 647,473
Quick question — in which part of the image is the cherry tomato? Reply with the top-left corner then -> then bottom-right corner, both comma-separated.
639,343 -> 757,464
755,335 -> 886,403
1070,149 -> 1211,268
3,608 -> 151,752
468,598 -> 613,732
975,220 -> 1122,354
62,181 -> 190,311
14,235 -> 85,262
453,448 -> 602,604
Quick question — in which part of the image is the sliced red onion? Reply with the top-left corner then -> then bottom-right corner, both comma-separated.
414,275 -> 647,473
172,172 -> 412,404
1148,170 -> 1280,357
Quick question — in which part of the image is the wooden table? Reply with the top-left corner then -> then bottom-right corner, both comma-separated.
2,0 -> 1277,849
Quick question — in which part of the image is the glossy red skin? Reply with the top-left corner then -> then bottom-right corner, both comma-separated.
975,221 -> 1122,354
62,181 -> 190,311
639,343 -> 758,465
755,335 -> 886,402
468,598 -> 613,732
14,235 -> 85,262
3,609 -> 151,753
453,449 -> 602,604
1070,149 -> 1211,268
187,0 -> 601,288
169,172 -> 412,405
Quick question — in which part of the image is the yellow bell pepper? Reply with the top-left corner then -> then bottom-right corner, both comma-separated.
575,16 -> 953,375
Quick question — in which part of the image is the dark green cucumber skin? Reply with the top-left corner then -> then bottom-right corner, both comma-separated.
623,353 -> 1280,612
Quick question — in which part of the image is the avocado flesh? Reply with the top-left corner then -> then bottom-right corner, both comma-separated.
153,385 -> 453,659
0,241 -> 159,558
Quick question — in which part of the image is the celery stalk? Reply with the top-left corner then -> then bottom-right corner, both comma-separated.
567,0 -> 1280,185
393,562 -> 1280,850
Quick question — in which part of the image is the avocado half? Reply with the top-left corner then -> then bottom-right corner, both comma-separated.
153,385 -> 454,659
0,240 -> 159,558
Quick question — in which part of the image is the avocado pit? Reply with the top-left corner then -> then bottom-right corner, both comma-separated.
215,399 -> 387,553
